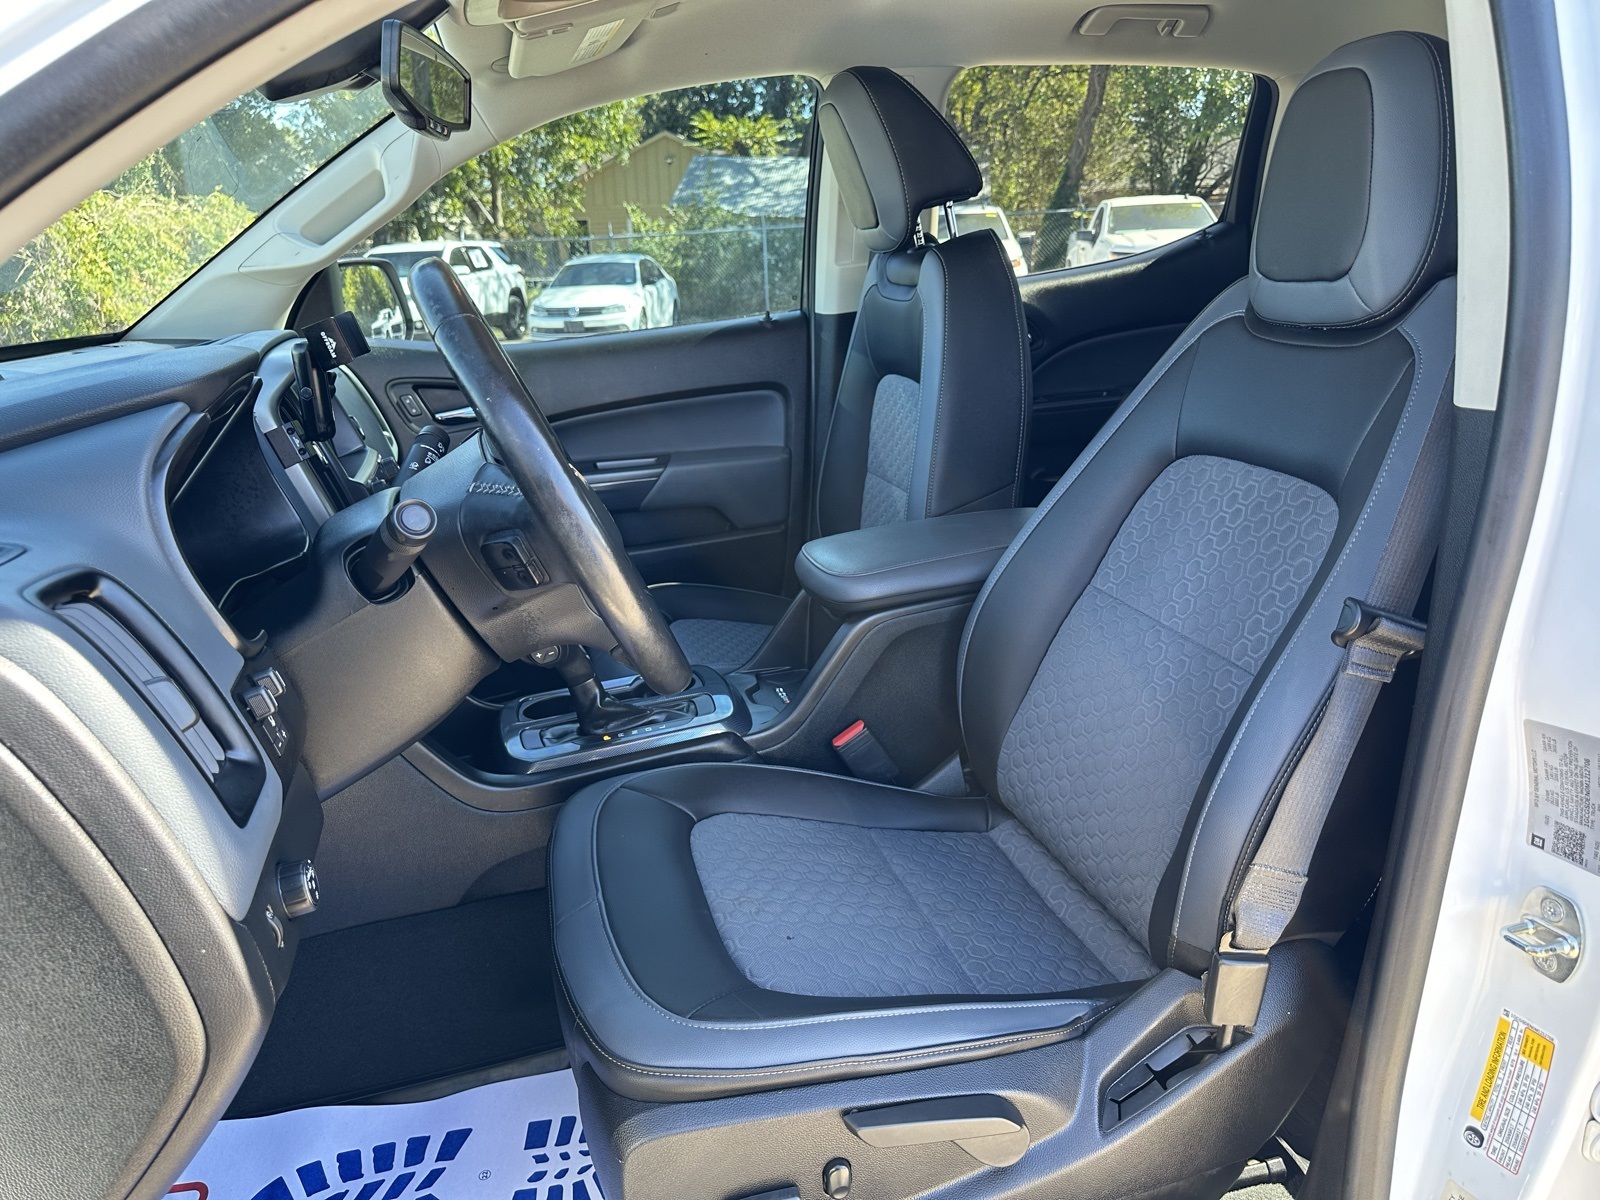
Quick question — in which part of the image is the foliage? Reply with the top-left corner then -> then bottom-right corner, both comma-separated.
0,181 -> 252,344
687,110 -> 792,156
375,101 -> 643,242
0,85 -> 388,346
624,202 -> 802,322
641,77 -> 815,147
949,64 -> 1252,269
949,65 -> 1251,209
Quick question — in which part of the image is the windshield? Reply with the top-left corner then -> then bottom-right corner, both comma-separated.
0,88 -> 389,348
551,262 -> 637,288
1107,201 -> 1212,234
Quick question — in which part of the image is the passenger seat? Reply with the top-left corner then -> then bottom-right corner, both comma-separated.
654,65 -> 1031,672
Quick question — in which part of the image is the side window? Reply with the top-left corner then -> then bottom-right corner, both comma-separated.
465,246 -> 491,271
946,67 -> 1255,274
446,246 -> 471,269
366,75 -> 817,341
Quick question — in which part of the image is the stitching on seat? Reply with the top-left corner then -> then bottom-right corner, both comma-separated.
1169,310 -> 1436,959
850,70 -> 913,246
569,989 -> 1095,1082
864,827 -> 987,994
923,244 -> 950,519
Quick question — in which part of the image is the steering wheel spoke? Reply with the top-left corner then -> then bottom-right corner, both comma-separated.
407,257 -> 691,695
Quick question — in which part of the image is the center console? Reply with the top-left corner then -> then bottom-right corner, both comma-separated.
424,507 -> 1033,799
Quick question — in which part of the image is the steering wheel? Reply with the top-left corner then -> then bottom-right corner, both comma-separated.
408,257 -> 692,696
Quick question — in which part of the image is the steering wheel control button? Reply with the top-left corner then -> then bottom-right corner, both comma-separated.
481,529 -> 544,591
350,497 -> 437,599
276,860 -> 321,919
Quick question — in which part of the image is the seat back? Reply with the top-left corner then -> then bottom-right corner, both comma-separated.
814,66 -> 1030,537
957,31 -> 1455,975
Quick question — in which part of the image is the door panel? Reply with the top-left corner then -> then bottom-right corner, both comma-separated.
344,311 -> 809,595
1018,223 -> 1250,500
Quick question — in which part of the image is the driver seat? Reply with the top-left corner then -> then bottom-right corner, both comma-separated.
552,32 -> 1454,1198
655,66 -> 1030,672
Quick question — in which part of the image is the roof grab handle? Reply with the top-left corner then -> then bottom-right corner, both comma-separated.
1077,4 -> 1212,37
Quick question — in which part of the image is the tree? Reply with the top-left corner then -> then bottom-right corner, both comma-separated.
947,64 -> 1253,269
374,100 -> 643,242
688,110 -> 791,156
640,77 -> 814,148
1032,65 -> 1110,269
0,183 -> 253,344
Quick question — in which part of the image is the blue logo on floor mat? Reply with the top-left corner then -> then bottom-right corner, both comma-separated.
512,1116 -> 601,1200
247,1128 -> 473,1200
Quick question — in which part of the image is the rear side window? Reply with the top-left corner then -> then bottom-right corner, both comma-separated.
946,67 -> 1255,274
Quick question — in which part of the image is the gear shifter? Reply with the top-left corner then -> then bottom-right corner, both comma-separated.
545,646 -> 659,736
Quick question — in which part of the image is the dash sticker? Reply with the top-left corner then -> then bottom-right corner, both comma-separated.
1464,1009 -> 1555,1175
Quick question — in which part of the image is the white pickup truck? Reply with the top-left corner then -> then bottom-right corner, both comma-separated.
367,239 -> 529,338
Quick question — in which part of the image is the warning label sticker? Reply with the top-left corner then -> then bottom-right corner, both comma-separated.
1464,1009 -> 1555,1175
1526,720 -> 1600,874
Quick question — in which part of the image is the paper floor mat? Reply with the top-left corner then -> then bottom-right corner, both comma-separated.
168,1070 -> 600,1200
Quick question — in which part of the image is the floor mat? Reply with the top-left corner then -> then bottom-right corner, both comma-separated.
175,1070 -> 598,1200
230,891 -> 562,1117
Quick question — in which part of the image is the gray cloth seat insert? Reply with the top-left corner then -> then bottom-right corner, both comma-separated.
691,814 -> 1153,997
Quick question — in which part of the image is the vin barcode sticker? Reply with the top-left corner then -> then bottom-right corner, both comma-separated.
1465,1009 -> 1555,1175
1526,720 -> 1599,874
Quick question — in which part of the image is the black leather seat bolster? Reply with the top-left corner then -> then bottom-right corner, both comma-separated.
646,582 -> 795,627
796,508 -> 1033,615
551,763 -> 1119,1102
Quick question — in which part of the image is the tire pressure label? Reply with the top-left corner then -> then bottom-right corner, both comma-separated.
1465,1009 -> 1555,1175
1525,720 -> 1600,874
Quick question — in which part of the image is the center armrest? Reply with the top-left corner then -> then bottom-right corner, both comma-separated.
796,508 -> 1034,616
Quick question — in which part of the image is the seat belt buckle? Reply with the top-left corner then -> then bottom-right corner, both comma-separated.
1203,934 -> 1269,1043
1331,598 -> 1427,656
832,720 -> 899,785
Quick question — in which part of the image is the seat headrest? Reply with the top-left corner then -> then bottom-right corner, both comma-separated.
1250,32 -> 1454,330
818,66 -> 984,253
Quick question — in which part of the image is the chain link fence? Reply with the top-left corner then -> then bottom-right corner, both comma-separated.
1005,209 -> 1093,273
501,220 -> 805,327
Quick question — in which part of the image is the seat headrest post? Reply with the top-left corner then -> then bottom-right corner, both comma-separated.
1249,32 -> 1455,330
818,66 -> 984,253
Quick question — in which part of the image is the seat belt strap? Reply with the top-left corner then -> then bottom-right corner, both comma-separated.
1208,376 -> 1455,1031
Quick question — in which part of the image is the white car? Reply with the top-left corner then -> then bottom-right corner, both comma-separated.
367,239 -> 529,338
1066,194 -> 1217,266
529,253 -> 679,337
932,203 -> 1029,275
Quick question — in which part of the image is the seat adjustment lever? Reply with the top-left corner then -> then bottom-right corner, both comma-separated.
844,1095 -> 1029,1167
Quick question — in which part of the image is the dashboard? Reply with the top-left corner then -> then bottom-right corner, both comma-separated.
0,329 -> 432,1196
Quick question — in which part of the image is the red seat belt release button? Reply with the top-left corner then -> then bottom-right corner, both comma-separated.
831,719 -> 899,785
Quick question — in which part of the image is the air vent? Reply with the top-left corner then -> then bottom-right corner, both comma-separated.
47,576 -> 264,826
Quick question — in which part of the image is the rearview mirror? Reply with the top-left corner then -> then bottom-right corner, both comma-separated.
380,20 -> 471,140
337,258 -> 415,340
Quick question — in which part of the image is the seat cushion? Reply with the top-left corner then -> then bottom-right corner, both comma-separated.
669,616 -> 772,672
551,763 -> 1147,1102
692,814 -> 1151,997
645,582 -> 794,672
